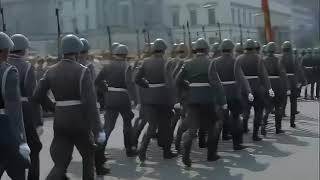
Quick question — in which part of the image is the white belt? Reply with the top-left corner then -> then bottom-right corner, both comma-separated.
189,83 -> 210,87
269,76 -> 280,79
56,100 -> 82,107
108,87 -> 128,92
287,73 -> 294,76
246,76 -> 258,79
221,81 -> 236,85
149,83 -> 166,88
21,97 -> 29,102
305,67 -> 313,69
0,108 -> 5,115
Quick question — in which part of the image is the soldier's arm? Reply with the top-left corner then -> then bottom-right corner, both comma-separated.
235,59 -> 252,95
32,70 -> 55,112
5,67 -> 27,144
208,62 -> 227,106
278,59 -> 290,91
134,63 -> 149,88
26,65 -> 43,127
95,65 -> 109,92
175,63 -> 190,89
259,59 -> 272,90
81,68 -> 103,137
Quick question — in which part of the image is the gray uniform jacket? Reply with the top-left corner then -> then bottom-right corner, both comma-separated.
78,58 -> 97,81
8,54 -> 42,128
33,59 -> 102,136
0,62 -> 26,145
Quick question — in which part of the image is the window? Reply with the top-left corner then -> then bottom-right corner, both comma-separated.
243,9 -> 246,25
231,8 -> 235,24
237,9 -> 241,24
190,9 -> 197,26
172,11 -> 180,27
85,15 -> 89,30
208,8 -> 216,25
121,4 -> 129,25
85,0 -> 89,9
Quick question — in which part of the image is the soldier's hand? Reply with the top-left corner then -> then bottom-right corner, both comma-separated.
286,90 -> 291,96
221,104 -> 228,110
19,143 -> 31,160
248,93 -> 254,102
268,89 -> 275,98
141,79 -> 150,88
36,126 -> 44,136
97,131 -> 106,144
101,80 -> 109,92
183,80 -> 190,88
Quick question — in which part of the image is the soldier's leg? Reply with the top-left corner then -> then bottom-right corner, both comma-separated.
290,85 -> 297,128
316,81 -> 320,99
175,104 -> 187,152
229,99 -> 246,150
207,104 -> 221,161
242,99 -> 251,133
74,133 -> 95,180
275,96 -> 285,134
132,106 -> 147,148
139,105 -> 158,162
104,109 -> 120,142
120,108 -> 137,156
26,127 -> 42,180
46,133 -> 73,180
252,95 -> 264,141
181,105 -> 199,167
311,81 -> 315,99
5,162 -> 26,180
261,95 -> 273,136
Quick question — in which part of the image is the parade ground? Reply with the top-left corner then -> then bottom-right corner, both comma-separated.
3,98 -> 320,180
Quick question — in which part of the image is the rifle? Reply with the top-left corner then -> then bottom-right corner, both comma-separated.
217,22 -> 222,43
182,25 -> 186,44
239,23 -> 243,47
187,21 -> 192,57
0,0 -> 6,32
55,8 -> 61,60
202,25 -> 207,40
107,26 -> 112,55
136,29 -> 141,58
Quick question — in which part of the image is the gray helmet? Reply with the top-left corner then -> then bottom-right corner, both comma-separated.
111,42 -> 120,53
235,43 -> 243,52
191,42 -> 197,51
307,48 -> 312,54
266,42 -> 277,53
152,38 -> 167,52
220,39 -> 234,51
61,34 -> 83,54
195,38 -> 209,50
172,43 -> 179,52
11,34 -> 30,51
262,45 -> 267,53
114,45 -> 129,55
255,41 -> 261,49
313,48 -> 320,54
80,38 -> 90,52
281,41 -> 292,50
244,39 -> 256,49
0,32 -> 14,50
211,43 -> 220,52
177,43 -> 188,53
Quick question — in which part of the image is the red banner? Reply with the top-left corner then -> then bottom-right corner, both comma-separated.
262,0 -> 273,42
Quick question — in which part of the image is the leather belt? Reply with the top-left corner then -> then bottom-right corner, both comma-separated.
108,87 -> 128,92
287,73 -> 294,76
56,100 -> 82,107
0,108 -> 5,115
246,76 -> 258,79
189,83 -> 210,87
149,83 -> 166,88
221,81 -> 236,85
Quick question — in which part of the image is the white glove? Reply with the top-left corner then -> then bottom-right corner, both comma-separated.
222,104 -> 228,110
36,126 -> 44,136
97,132 -> 106,144
286,90 -> 291,96
269,89 -> 275,98
248,93 -> 254,102
19,143 -> 31,160
174,103 -> 181,109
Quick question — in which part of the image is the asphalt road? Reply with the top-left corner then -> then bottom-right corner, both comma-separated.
2,99 -> 319,180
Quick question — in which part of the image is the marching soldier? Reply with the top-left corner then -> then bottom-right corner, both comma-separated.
211,42 -> 221,59
95,44 -> 138,158
280,41 -> 299,128
262,42 -> 288,135
238,39 -> 274,141
314,48 -> 320,99
302,48 -> 316,100
176,38 -> 227,167
209,39 -> 253,150
8,34 -> 43,180
135,39 -> 177,163
33,34 -> 106,179
79,38 -> 96,80
0,32 -> 31,180
234,43 -> 244,58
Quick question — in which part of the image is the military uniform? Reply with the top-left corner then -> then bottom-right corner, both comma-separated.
95,45 -> 137,158
262,42 -> 288,135
302,49 -> 316,99
211,43 -> 221,59
280,42 -> 299,128
209,39 -> 252,150
237,39 -> 273,141
176,38 -> 227,167
0,32 -> 30,180
33,35 -> 103,180
135,39 -> 176,162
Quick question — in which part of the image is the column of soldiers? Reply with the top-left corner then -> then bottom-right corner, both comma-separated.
0,30 -> 319,179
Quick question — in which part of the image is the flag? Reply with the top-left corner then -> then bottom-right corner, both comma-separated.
262,0 -> 273,42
